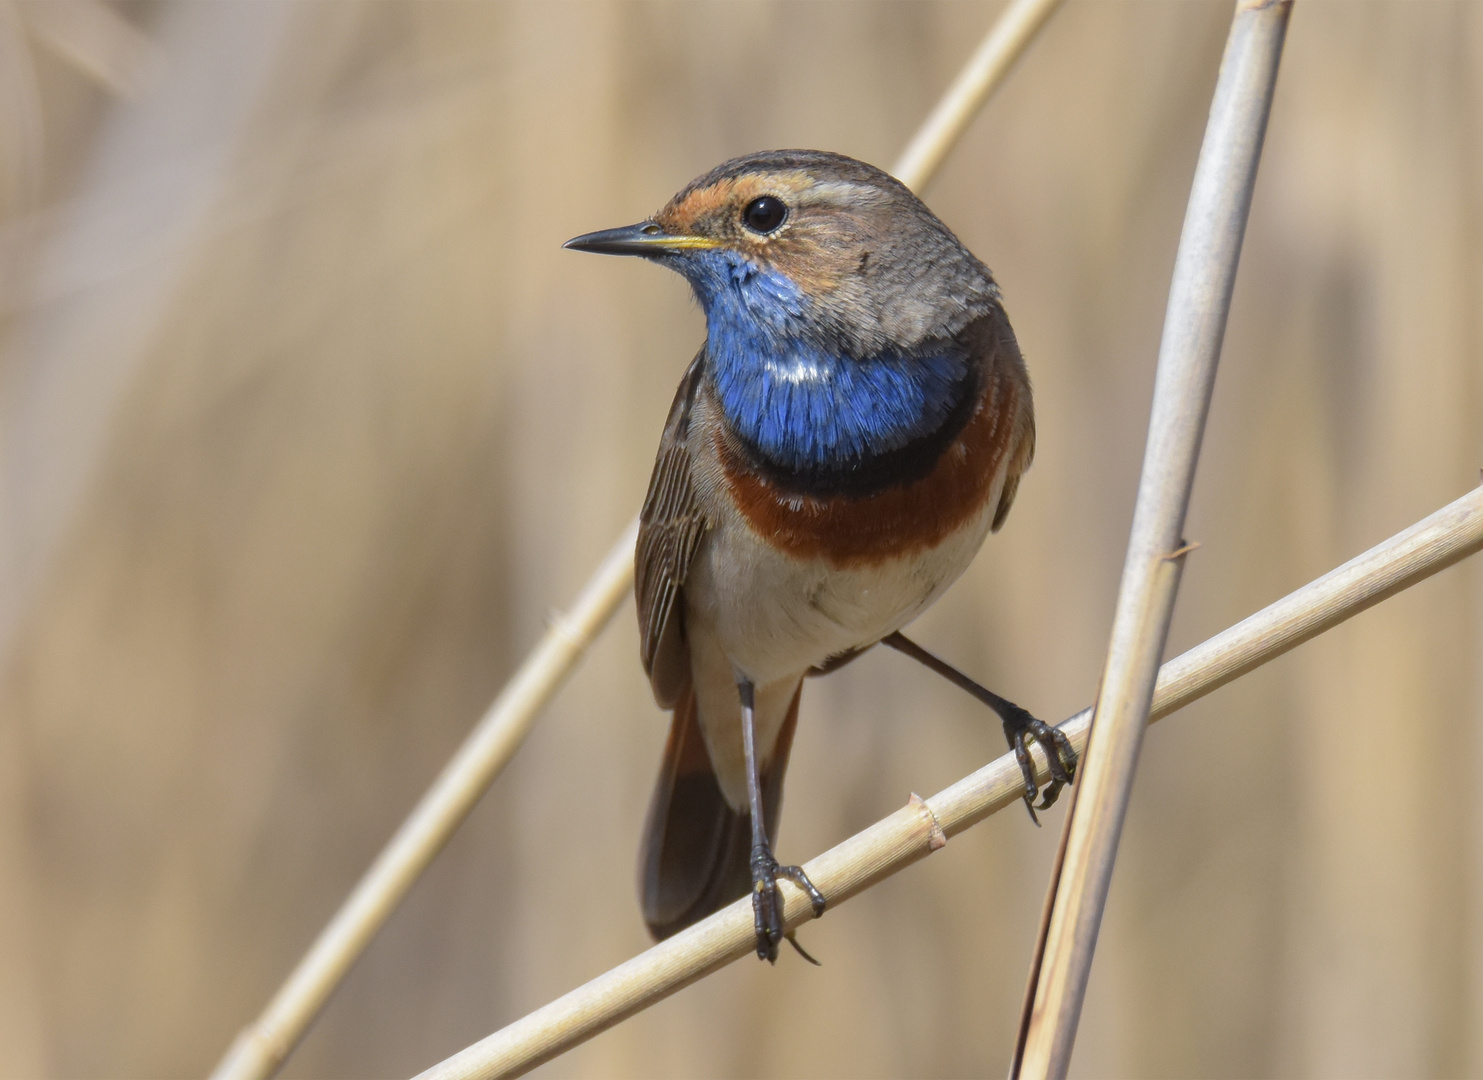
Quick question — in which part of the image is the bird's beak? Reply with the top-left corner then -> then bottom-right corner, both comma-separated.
563,221 -> 721,256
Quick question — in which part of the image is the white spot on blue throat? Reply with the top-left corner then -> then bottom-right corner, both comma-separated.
677,249 -> 968,472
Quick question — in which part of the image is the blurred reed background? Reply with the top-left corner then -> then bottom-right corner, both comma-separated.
0,1 -> 1479,1077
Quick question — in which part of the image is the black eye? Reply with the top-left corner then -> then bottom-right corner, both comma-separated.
742,196 -> 787,234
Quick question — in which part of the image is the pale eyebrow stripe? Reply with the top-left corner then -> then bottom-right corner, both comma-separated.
792,180 -> 878,208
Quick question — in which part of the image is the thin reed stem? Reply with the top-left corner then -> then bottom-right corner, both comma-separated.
208,5 -> 1065,1077
1015,3 -> 1292,1075
414,484 -> 1483,1080
893,0 -> 1064,192
211,523 -> 638,1080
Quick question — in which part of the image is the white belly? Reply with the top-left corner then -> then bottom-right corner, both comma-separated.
680,499 -> 996,808
685,498 -> 997,687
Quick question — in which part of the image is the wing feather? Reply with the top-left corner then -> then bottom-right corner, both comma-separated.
636,350 -> 710,707
991,413 -> 1035,532
988,313 -> 1035,534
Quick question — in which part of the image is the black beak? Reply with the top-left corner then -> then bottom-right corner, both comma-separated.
563,221 -> 719,257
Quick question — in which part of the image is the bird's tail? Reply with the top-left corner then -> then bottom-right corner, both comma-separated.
639,681 -> 802,941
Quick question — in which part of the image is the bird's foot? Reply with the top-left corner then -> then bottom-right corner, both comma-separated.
749,844 -> 826,963
1000,703 -> 1077,825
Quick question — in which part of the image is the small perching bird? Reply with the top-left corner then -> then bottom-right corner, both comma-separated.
566,150 -> 1074,963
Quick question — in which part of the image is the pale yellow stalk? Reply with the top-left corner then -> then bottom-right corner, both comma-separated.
1017,3 -> 1294,1075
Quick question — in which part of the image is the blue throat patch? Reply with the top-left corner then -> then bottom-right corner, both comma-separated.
676,250 -> 968,473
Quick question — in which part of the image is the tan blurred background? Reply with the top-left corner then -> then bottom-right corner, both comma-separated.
0,1 -> 1480,1077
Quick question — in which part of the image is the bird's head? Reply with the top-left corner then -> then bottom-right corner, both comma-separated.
565,150 -> 999,358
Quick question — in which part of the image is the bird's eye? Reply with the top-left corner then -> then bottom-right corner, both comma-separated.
742,196 -> 787,234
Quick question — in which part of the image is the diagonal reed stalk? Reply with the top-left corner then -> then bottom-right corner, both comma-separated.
1014,2 -> 1293,1076
208,3 -> 1066,1077
415,483 -> 1483,1080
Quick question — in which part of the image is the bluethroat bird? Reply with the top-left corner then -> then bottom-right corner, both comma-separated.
566,150 -> 1075,963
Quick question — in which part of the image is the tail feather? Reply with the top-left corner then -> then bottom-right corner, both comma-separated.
639,683 -> 801,940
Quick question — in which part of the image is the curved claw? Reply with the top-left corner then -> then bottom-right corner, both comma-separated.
750,848 -> 826,963
749,848 -> 780,962
1002,705 -> 1077,824
1010,732 -> 1039,796
1033,776 -> 1066,811
785,932 -> 822,966
1037,723 -> 1077,785
776,864 -> 827,918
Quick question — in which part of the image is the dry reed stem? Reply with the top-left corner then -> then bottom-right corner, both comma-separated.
893,0 -> 1064,191
210,523 -> 638,1080
1015,3 -> 1292,1075
208,5 -> 1065,1077
414,483 -> 1483,1080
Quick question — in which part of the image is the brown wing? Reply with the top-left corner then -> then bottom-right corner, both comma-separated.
988,310 -> 1036,534
991,413 -> 1035,532
636,350 -> 709,708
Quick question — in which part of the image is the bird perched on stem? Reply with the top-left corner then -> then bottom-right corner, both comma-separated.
566,150 -> 1074,963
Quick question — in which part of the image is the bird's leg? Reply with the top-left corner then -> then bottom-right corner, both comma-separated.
739,678 -> 826,963
881,632 -> 1075,825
